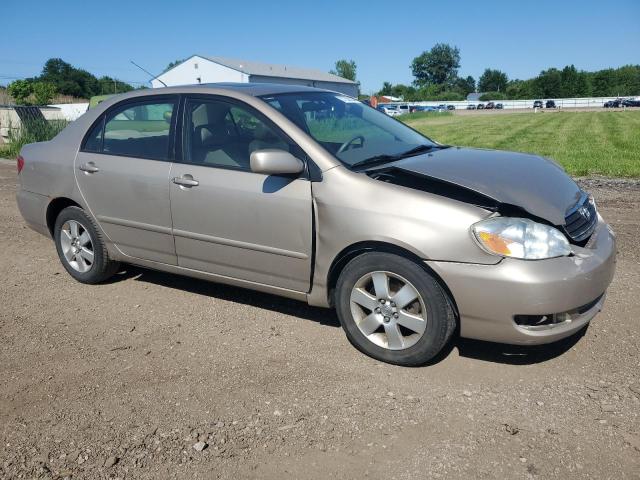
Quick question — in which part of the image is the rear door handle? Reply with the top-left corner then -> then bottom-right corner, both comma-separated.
172,175 -> 199,187
79,162 -> 99,173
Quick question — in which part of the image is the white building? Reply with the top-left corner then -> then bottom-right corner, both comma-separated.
151,55 -> 359,97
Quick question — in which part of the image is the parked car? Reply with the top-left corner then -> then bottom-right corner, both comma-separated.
622,98 -> 640,107
16,84 -> 616,366
485,102 -> 495,109
533,100 -> 544,109
495,103 -> 504,109
604,99 -> 622,108
546,100 -> 556,109
413,105 -> 439,112
446,105 -> 455,110
378,105 -> 401,117
397,104 -> 411,115
466,104 -> 476,110
476,103 -> 485,110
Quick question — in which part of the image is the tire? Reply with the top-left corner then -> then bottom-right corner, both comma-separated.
335,252 -> 456,366
54,206 -> 119,284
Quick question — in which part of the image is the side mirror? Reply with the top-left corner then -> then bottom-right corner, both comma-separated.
250,149 -> 304,175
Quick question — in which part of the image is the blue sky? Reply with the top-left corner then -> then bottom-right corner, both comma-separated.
2,0 -> 638,93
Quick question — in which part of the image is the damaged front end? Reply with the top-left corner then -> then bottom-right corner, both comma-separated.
366,148 -> 598,247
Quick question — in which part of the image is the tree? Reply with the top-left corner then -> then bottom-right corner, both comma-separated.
378,81 -> 393,96
38,58 -> 134,99
478,69 -> 508,92
32,82 -> 57,105
165,58 -> 187,72
533,68 -> 562,97
330,59 -> 357,81
411,43 -> 460,86
97,76 -> 135,95
454,75 -> 476,96
505,79 -> 534,99
7,80 -> 33,105
479,91 -> 507,101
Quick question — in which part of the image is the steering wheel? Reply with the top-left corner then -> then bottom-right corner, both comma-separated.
337,135 -> 365,154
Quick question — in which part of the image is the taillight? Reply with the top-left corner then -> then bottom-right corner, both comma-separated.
17,155 -> 25,174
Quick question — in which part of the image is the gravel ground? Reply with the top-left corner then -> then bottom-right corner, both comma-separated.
0,160 -> 639,479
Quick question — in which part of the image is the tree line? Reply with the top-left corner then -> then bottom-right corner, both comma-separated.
330,44 -> 639,102
6,58 -> 139,105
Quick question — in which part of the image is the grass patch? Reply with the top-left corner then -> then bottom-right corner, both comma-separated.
0,119 -> 68,158
397,111 -> 453,122
401,111 -> 640,177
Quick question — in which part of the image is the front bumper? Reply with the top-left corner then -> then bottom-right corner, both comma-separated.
427,217 -> 617,345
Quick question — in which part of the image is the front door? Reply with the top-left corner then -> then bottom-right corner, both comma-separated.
169,96 -> 313,292
75,97 -> 178,264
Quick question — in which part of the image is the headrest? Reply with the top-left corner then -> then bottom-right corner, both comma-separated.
197,125 -> 228,147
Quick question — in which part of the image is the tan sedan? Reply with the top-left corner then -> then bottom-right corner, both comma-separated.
16,84 -> 616,366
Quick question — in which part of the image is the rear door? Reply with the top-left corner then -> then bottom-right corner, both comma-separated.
75,96 -> 178,264
169,95 -> 313,292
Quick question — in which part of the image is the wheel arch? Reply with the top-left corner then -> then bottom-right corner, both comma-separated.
325,241 -> 459,318
46,197 -> 82,237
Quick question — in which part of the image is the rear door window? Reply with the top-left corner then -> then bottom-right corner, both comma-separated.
98,99 -> 176,160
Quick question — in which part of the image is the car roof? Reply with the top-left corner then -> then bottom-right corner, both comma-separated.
142,82 -> 334,98
87,83 -> 347,114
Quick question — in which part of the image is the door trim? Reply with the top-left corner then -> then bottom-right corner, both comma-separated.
96,215 -> 173,235
114,253 -> 310,300
172,228 -> 308,259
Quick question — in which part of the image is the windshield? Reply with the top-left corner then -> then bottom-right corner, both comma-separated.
259,92 -> 437,168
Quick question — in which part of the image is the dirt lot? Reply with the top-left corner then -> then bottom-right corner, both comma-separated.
1,160 -> 639,479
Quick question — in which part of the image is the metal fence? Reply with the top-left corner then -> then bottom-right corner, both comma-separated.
387,96 -> 635,110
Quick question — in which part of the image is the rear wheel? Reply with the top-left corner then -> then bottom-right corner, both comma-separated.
335,252 -> 455,366
54,206 -> 119,284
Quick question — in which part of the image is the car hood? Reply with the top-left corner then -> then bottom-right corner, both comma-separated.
383,147 -> 582,225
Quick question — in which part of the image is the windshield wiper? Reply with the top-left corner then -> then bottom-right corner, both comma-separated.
350,155 -> 398,170
350,144 -> 441,170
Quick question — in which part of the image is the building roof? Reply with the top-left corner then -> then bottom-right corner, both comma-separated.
197,55 -> 357,85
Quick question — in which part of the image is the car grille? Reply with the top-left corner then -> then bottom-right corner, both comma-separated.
564,193 -> 597,243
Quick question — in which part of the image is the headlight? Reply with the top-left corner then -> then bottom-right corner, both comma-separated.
472,217 -> 572,260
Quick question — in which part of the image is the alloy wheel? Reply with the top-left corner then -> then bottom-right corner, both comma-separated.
349,271 -> 428,350
59,220 -> 94,273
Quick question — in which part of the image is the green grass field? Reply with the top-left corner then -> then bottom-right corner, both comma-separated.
400,110 -> 640,177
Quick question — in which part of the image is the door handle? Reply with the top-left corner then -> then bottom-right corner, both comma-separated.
172,176 -> 199,187
79,162 -> 99,173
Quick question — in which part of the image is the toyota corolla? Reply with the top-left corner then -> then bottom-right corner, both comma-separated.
16,84 -> 616,366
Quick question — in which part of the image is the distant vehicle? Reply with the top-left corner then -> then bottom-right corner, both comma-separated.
546,100 -> 556,109
397,104 -> 411,115
622,98 -> 640,107
495,103 -> 504,109
533,100 -> 544,109
378,105 -> 401,117
476,103 -> 485,110
603,100 -> 619,108
485,102 -> 495,109
447,105 -> 455,110
413,105 -> 439,112
466,104 -> 477,110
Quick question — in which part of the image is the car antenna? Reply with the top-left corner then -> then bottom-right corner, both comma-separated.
130,60 -> 167,87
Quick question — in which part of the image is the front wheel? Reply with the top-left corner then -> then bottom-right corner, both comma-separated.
335,252 -> 456,366
54,206 -> 119,284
